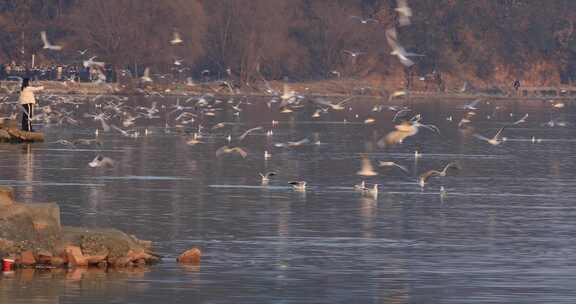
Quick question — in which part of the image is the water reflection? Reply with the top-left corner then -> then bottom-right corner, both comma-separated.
0,267 -> 151,304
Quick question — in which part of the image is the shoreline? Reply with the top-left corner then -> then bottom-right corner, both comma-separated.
0,80 -> 573,101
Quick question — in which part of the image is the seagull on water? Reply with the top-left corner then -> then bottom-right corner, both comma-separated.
260,172 -> 277,185
288,181 -> 306,192
89,155 -> 115,168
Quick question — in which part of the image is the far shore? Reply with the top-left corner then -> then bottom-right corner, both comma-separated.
0,80 -> 573,101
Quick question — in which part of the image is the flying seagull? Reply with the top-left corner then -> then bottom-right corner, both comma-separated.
385,28 -> 423,67
396,0 -> 413,27
215,146 -> 248,158
259,172 -> 277,185
473,127 -> 506,146
357,156 -> 378,176
171,30 -> 183,45
40,31 -> 62,51
418,162 -> 460,187
349,16 -> 378,24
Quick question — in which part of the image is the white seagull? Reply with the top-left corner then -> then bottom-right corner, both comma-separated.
40,31 -> 62,51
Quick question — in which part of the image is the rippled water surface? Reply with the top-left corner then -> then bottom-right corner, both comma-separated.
1,95 -> 576,303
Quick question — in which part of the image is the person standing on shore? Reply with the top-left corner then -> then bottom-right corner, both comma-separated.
513,79 -> 521,95
19,78 -> 43,132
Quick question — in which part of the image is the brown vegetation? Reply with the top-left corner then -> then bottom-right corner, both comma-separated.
0,1 -> 575,88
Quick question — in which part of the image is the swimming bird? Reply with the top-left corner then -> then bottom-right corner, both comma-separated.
259,172 -> 277,184
354,181 -> 367,191
363,184 -> 378,197
288,181 -> 306,192
88,155 -> 114,168
357,156 -> 378,176
473,127 -> 506,145
73,138 -> 101,146
215,146 -> 248,158
52,139 -> 75,147
418,162 -> 460,187
40,31 -> 62,50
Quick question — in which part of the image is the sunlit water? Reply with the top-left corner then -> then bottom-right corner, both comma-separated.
1,95 -> 576,303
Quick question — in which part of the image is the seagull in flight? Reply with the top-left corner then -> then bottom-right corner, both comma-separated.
349,16 -> 378,24
40,31 -> 62,51
343,50 -> 366,58
395,0 -> 413,26
473,127 -> 506,146
357,156 -> 378,176
462,99 -> 482,110
141,67 -> 153,83
418,162 -> 460,187
259,172 -> 277,185
385,28 -> 423,67
274,138 -> 310,148
512,113 -> 528,125
170,30 -> 183,45
83,56 -> 105,68
378,161 -> 410,174
215,146 -> 248,158
238,126 -> 263,141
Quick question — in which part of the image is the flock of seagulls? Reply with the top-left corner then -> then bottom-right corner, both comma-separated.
4,1 -> 565,203
2,69 -> 565,204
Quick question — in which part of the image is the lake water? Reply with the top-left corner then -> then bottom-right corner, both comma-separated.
1,95 -> 576,303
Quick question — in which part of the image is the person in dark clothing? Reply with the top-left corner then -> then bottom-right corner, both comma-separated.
513,79 -> 521,91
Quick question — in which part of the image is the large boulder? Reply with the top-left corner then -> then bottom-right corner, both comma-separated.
0,186 -> 160,268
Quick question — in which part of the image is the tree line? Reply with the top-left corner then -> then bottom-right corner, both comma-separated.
0,0 -> 575,86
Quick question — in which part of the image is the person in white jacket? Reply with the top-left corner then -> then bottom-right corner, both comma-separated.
19,78 -> 43,132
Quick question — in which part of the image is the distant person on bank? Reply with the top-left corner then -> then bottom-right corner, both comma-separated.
19,78 -> 43,132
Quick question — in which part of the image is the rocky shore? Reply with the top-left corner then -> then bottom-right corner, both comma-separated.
0,120 -> 44,143
0,186 -> 160,269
